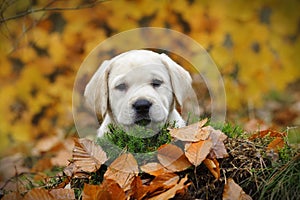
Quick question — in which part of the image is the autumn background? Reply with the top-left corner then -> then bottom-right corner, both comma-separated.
0,0 -> 299,161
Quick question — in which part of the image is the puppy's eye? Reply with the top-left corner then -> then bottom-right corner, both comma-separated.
151,79 -> 163,88
115,83 -> 127,91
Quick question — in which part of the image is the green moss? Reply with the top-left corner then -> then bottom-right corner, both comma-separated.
96,123 -> 174,164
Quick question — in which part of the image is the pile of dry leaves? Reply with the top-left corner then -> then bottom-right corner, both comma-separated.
1,119 -> 289,200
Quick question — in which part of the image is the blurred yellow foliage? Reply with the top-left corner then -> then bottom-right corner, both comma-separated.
0,0 -> 299,153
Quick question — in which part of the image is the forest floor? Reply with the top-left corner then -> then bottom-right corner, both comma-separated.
0,80 -> 299,200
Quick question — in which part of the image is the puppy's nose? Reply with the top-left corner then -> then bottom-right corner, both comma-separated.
133,99 -> 152,114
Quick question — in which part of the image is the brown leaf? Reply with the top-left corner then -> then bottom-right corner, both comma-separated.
140,162 -> 172,176
0,153 -> 29,180
244,118 -> 269,133
249,129 -> 286,140
151,173 -> 179,188
24,188 -> 55,200
129,173 -> 181,200
63,162 -> 77,177
34,135 -> 60,153
51,147 -> 73,166
82,180 -> 126,200
184,139 -> 213,166
267,137 -> 285,153
1,192 -> 23,200
207,126 -> 228,159
49,188 -> 75,199
73,138 -> 108,173
223,178 -> 252,200
203,158 -> 220,179
129,176 -> 148,200
146,173 -> 180,198
31,157 -> 53,172
148,175 -> 190,200
51,137 -> 74,166
169,118 -> 210,142
104,153 -> 138,190
157,144 -> 192,172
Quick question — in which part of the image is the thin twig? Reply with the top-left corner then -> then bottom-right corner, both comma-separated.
0,0 -> 109,23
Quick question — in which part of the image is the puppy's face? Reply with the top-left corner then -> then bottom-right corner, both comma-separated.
108,58 -> 173,129
84,50 -> 195,134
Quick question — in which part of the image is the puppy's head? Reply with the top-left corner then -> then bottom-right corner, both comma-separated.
84,50 -> 194,131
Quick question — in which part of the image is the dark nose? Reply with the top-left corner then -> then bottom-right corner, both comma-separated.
132,99 -> 152,114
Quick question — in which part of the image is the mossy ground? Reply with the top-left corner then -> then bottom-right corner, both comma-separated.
8,121 -> 297,200
93,121 -> 299,199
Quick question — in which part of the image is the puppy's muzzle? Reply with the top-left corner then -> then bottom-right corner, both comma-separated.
132,99 -> 152,126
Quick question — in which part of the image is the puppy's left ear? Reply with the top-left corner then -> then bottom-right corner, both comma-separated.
84,60 -> 111,119
160,53 -> 194,107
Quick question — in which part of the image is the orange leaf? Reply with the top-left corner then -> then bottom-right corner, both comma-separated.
72,138 -> 108,173
129,173 -> 180,200
104,153 -> 138,190
150,173 -> 179,188
184,140 -> 213,166
130,176 -> 148,200
169,118 -> 210,142
249,129 -> 286,140
31,157 -> 52,172
82,179 -> 126,200
223,178 -> 252,200
140,162 -> 172,176
267,137 -> 285,153
203,158 -> 220,179
157,144 -> 192,172
148,175 -> 190,200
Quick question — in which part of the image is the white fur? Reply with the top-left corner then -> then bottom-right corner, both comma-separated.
84,50 -> 194,137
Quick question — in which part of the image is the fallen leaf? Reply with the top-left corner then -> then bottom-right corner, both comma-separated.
157,144 -> 192,172
104,153 -> 139,190
129,173 -> 181,200
49,188 -> 75,199
72,138 -> 108,173
1,192 -> 23,200
169,119 -> 210,142
23,188 -> 55,200
148,175 -> 190,200
223,178 -> 252,200
150,173 -> 179,188
207,126 -> 228,159
184,139 -> 213,166
267,137 -> 285,153
140,162 -> 172,176
249,129 -> 286,140
33,135 -> 60,154
51,147 -> 72,166
203,158 -> 220,179
63,162 -> 76,177
50,137 -> 74,166
130,176 -> 148,200
146,173 -> 180,198
82,180 -> 126,200
0,153 -> 29,180
31,157 -> 53,172
244,118 -> 269,133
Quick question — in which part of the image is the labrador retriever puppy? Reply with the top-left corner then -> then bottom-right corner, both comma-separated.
84,50 -> 194,137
